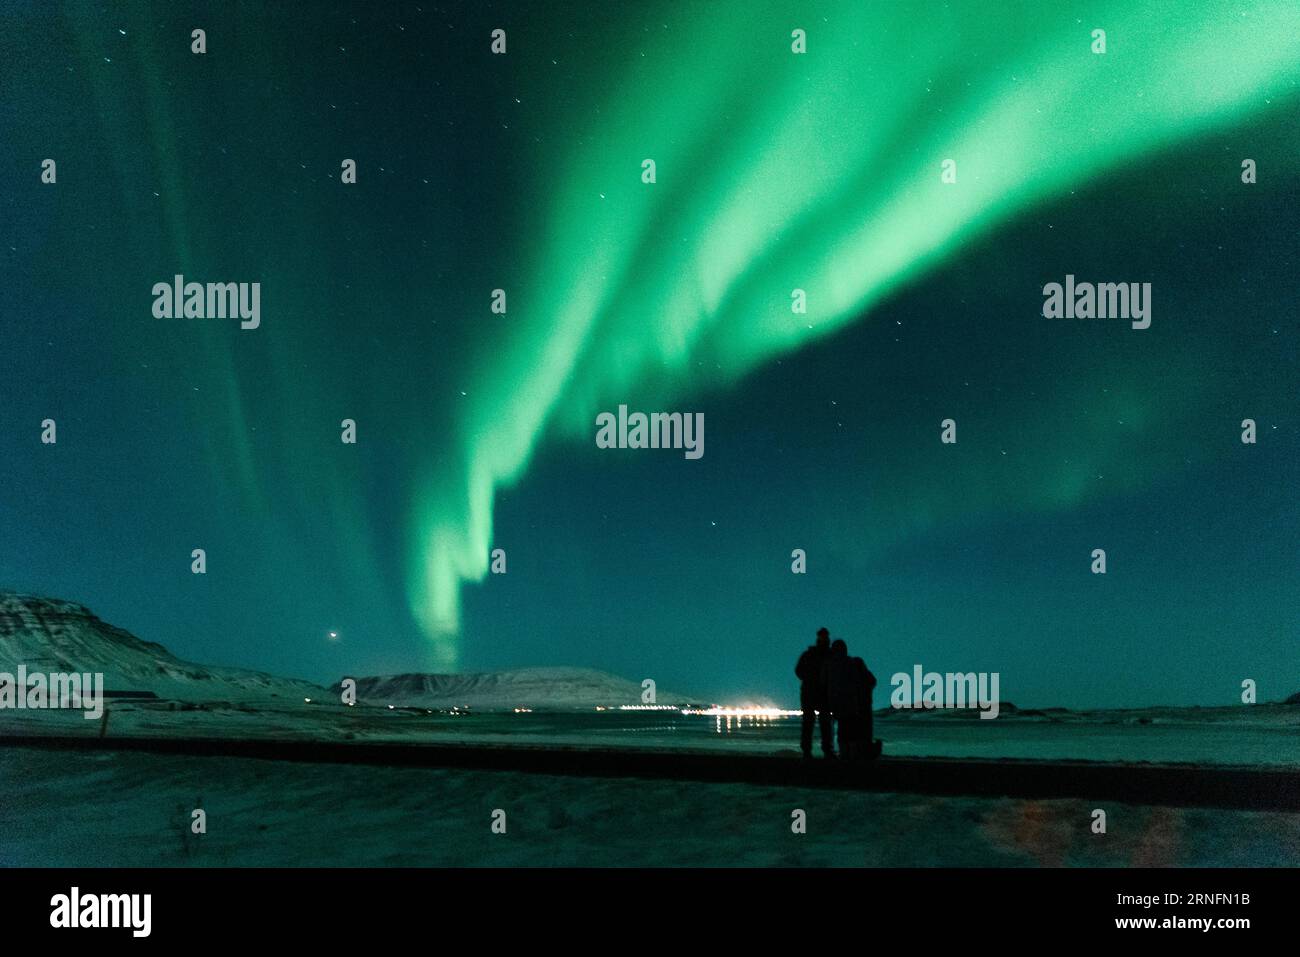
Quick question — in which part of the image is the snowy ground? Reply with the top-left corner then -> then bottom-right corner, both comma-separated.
4,745 -> 1298,867
5,699 -> 1299,767
6,593 -> 1296,867
5,703 -> 1298,867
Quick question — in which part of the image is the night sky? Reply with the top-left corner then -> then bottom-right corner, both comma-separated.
1,1 -> 1297,708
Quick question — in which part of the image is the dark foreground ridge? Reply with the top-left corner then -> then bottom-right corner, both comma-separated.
4,733 -> 1297,812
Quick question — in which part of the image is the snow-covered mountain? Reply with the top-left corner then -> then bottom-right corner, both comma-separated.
341,667 -> 698,711
0,593 -> 696,711
0,592 -> 325,702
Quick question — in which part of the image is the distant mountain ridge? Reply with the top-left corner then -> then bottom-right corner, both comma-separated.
340,668 -> 699,711
0,593 -> 697,711
0,592 -> 324,702
3,592 -> 1296,714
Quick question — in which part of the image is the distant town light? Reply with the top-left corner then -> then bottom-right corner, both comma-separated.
617,704 -> 678,711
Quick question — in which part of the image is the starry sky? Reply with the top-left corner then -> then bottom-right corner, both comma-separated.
1,0 -> 1297,708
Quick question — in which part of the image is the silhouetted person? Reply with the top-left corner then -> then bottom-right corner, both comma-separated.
824,639 -> 878,760
796,627 -> 834,758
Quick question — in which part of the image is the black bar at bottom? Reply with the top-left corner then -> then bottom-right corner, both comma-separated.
0,867 -> 1285,942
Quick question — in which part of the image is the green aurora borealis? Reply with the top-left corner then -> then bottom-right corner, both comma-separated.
408,0 -> 1300,665
1,0 -> 1298,705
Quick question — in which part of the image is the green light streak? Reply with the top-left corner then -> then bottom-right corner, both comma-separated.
409,0 -> 1300,663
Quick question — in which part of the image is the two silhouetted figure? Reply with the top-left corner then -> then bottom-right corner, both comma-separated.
796,627 -> 879,760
